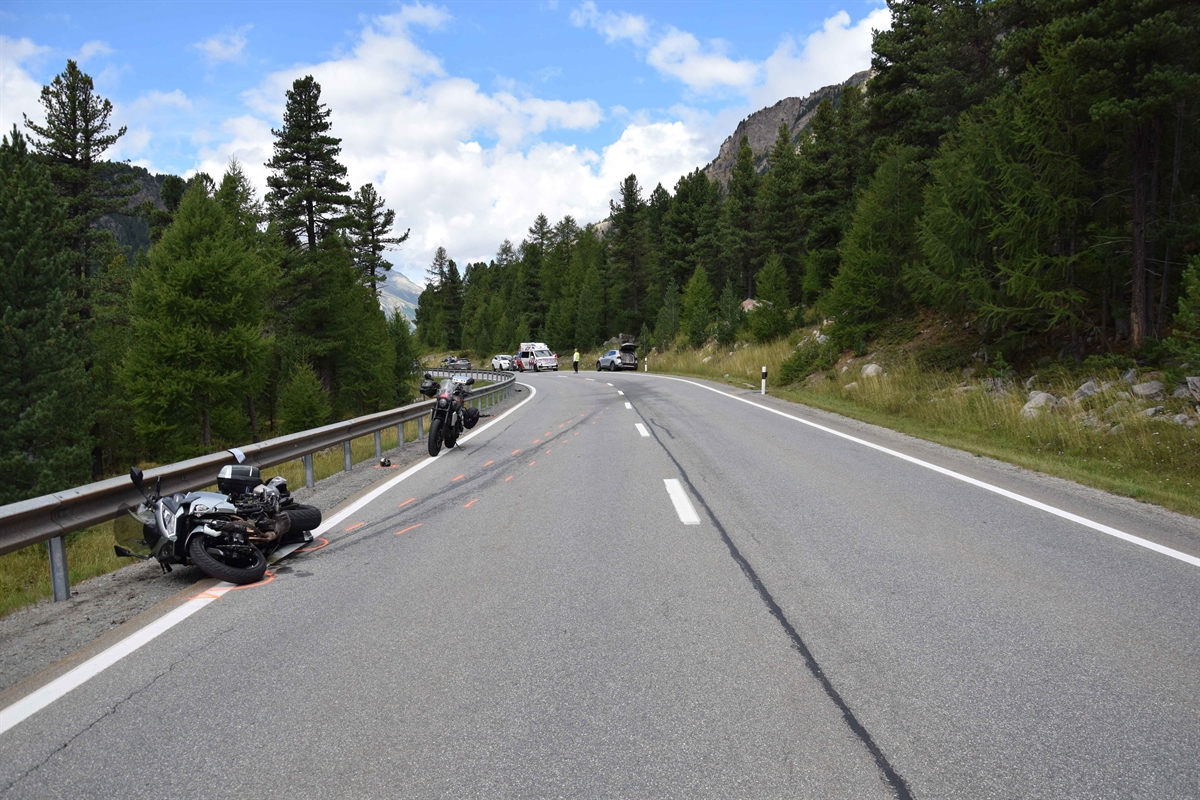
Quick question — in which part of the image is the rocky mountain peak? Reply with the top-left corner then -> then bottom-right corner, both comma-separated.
704,70 -> 871,186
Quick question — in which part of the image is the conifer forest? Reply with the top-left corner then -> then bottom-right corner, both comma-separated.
3,0 -> 1200,507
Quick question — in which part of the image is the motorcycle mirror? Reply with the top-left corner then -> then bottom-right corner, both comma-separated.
129,467 -> 146,497
424,372 -> 433,379
467,377 -> 475,385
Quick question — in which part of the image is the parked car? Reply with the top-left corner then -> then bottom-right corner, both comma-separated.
491,354 -> 513,371
513,343 -> 559,371
597,343 -> 638,371
439,356 -> 472,370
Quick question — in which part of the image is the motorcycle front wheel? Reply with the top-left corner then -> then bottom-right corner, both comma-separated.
443,421 -> 460,449
188,536 -> 267,585
428,418 -> 444,456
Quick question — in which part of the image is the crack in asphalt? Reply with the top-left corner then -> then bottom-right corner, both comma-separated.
640,410 -> 915,800
3,624 -> 238,794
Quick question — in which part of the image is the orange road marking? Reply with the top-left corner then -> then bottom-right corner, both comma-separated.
528,461 -> 536,466
398,497 -> 416,508
345,522 -> 365,531
562,439 -> 568,443
511,449 -> 521,455
505,475 -> 513,481
464,499 -> 479,508
544,431 -> 551,436
545,449 -> 552,454
396,523 -> 423,536
231,570 -> 275,590
295,537 -> 329,553
452,474 -> 465,481
574,432 -> 580,436
483,460 -> 494,467
533,439 -> 541,444
559,424 -> 564,428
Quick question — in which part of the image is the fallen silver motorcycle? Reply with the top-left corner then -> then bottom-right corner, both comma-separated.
116,465 -> 322,585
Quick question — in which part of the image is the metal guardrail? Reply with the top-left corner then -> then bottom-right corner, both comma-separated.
0,368 -> 518,599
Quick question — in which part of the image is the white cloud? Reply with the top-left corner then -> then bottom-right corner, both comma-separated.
194,25 -> 252,64
569,1 -> 649,46
0,36 -> 48,132
128,88 -> 192,114
77,40 -> 113,63
752,8 -> 891,108
193,4 -> 707,283
646,28 -> 758,92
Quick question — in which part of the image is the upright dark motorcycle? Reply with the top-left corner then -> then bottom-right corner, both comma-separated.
419,373 -> 480,456
116,465 -> 322,584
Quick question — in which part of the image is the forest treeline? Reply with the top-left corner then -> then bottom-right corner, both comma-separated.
415,0 -> 1200,376
2,64 -> 418,505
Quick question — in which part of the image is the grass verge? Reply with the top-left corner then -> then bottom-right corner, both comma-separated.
645,340 -> 1200,519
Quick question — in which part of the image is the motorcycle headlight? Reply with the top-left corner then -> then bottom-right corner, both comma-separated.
156,504 -> 178,540
438,398 -> 448,407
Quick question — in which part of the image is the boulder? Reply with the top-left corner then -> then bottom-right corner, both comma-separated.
1024,375 -> 1037,390
1131,380 -> 1164,399
1021,391 -> 1058,419
1172,414 -> 1195,427
701,356 -> 712,363
861,363 -> 885,378
1141,406 -> 1164,417
1188,376 -> 1200,402
1072,380 -> 1101,401
962,367 -> 976,379
1107,423 -> 1125,436
1121,368 -> 1138,384
815,333 -> 828,345
1172,384 -> 1192,399
844,382 -> 859,391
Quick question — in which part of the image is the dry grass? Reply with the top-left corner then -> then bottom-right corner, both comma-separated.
642,339 -> 1200,518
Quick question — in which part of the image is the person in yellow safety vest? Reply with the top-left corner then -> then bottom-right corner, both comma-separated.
573,349 -> 580,373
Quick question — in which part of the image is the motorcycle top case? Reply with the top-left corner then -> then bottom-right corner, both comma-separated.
419,378 -> 439,397
217,464 -> 263,495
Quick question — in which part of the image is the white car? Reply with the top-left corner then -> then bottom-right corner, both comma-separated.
491,354 -> 513,371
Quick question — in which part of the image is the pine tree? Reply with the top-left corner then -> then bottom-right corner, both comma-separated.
0,129 -> 92,503
575,265 -> 604,349
126,183 -> 272,453
214,158 -> 265,246
278,362 -> 332,434
663,169 -> 721,290
23,60 -> 136,281
681,265 -> 715,348
748,254 -> 792,342
798,100 -> 843,304
758,123 -> 804,302
824,145 -> 924,327
387,311 -> 419,404
721,137 -> 761,299
716,278 -> 744,345
348,183 -> 409,294
1166,256 -> 1200,363
265,75 -> 351,250
607,175 -> 650,328
655,278 -> 682,347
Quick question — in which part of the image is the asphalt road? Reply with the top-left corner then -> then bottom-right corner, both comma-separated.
3,370 -> 1199,799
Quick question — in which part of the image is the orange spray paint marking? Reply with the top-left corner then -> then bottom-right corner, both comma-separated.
452,474 -> 465,482
505,475 -> 513,482
544,431 -> 552,436
398,497 -> 416,508
562,439 -> 568,444
511,449 -> 521,455
574,432 -> 580,436
464,499 -> 479,508
545,449 -> 552,454
231,570 -> 275,590
483,460 -> 494,467
396,523 -> 423,536
528,461 -> 536,466
294,537 -> 329,554
344,522 -> 365,532
533,439 -> 540,445
559,424 -> 564,428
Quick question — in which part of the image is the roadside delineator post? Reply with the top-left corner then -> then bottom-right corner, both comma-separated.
761,366 -> 767,396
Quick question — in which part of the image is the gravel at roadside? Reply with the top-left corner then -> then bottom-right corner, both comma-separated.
0,387 -> 521,694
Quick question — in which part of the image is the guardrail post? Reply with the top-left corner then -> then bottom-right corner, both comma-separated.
343,441 -> 352,472
397,423 -> 403,446
374,430 -> 382,459
304,454 -> 315,488
48,536 -> 70,601
417,417 -> 424,440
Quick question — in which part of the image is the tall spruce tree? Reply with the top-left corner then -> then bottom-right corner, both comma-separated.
348,183 -> 409,294
265,76 -> 351,250
758,123 -> 805,302
663,169 -> 721,290
748,254 -> 792,342
655,278 -> 682,347
715,278 -> 744,345
607,175 -> 650,328
0,129 -> 92,503
721,137 -> 761,299
126,183 -> 272,453
23,60 -> 136,281
681,265 -> 715,348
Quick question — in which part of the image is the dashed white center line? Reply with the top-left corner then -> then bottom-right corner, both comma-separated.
664,479 -> 701,525
617,390 -> 624,395
625,402 -> 632,409
606,382 -> 614,386
634,423 -> 650,437
585,378 -> 594,381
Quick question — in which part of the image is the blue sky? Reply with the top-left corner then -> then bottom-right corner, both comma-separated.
1,0 -> 888,283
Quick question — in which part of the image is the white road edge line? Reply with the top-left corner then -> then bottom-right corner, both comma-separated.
649,375 -> 1200,569
625,402 -> 632,410
664,479 -> 701,525
635,423 -> 650,438
0,383 -> 541,737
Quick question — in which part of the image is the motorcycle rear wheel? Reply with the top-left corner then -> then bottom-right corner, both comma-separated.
428,418 -> 444,456
283,504 -> 322,532
188,536 -> 267,585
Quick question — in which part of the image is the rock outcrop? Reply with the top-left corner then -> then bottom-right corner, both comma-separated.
704,71 -> 871,186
